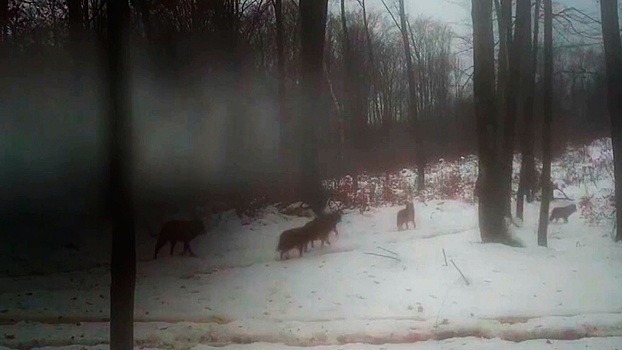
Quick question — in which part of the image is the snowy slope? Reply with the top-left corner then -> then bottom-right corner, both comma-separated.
1,138 -> 620,348
1,198 -> 622,349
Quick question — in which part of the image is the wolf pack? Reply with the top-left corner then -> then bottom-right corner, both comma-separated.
276,211 -> 342,260
276,200 -> 416,260
150,199 -> 578,261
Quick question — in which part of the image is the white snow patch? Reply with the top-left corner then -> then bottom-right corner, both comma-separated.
2,138 -> 621,349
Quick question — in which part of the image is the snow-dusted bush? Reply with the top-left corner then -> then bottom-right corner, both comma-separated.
553,138 -> 613,187
579,193 -> 615,226
321,138 -> 615,226
231,138 -> 613,225
422,156 -> 478,202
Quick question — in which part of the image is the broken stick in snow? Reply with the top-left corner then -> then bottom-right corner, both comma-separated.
377,246 -> 398,256
442,248 -> 448,266
450,259 -> 470,285
364,252 -> 401,261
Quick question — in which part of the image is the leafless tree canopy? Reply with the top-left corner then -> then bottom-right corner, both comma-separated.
0,0 -> 612,221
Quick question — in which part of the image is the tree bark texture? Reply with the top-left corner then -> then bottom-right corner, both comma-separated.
341,0 -> 356,175
472,0 -> 506,242
360,0 -> 382,132
600,0 -> 622,241
0,0 -> 7,45
274,0 -> 294,200
499,0 -> 520,218
398,0 -> 425,192
537,0 -> 553,247
107,0 -> 136,349
299,0 -> 329,215
517,0 -> 539,220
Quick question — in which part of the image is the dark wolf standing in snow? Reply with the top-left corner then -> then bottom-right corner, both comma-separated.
549,203 -> 577,223
153,220 -> 206,259
305,211 -> 342,249
397,201 -> 416,230
277,211 -> 343,259
277,227 -> 309,260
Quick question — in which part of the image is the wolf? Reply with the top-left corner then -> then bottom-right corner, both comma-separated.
549,203 -> 577,223
305,211 -> 342,249
397,201 -> 416,230
153,219 -> 206,259
276,227 -> 309,260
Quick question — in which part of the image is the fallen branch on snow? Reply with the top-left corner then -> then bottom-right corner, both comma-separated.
376,246 -> 398,256
364,252 -> 401,261
450,259 -> 470,286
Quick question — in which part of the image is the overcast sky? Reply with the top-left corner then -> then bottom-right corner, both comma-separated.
335,0 -> 609,67
363,0 -> 603,36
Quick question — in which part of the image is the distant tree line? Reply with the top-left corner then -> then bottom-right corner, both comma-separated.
0,1 -> 611,198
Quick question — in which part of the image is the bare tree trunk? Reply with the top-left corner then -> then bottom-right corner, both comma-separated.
494,0 -> 511,97
68,0 -> 83,42
215,3 -> 247,198
360,0 -> 387,168
131,0 -> 151,40
299,0 -> 329,215
600,0 -> 622,242
359,0 -> 382,128
398,0 -> 424,192
275,0 -> 285,133
68,0 -> 84,114
472,0 -> 506,243
494,0 -> 511,160
516,0 -> 538,220
537,0 -> 553,247
274,0 -> 293,200
82,0 -> 89,32
0,0 -> 8,45
498,0 -> 520,218
107,0 -> 135,348
340,0 -> 355,179
341,0 -> 365,192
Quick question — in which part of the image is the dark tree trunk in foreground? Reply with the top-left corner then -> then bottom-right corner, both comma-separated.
600,0 -> 622,241
275,0 -> 285,124
131,0 -> 151,41
0,0 -> 7,45
274,0 -> 291,200
494,0 -> 511,173
398,0 -> 424,192
472,0 -> 506,242
341,0 -> 354,175
67,0 -> 84,86
517,0 -> 539,220
67,0 -> 83,47
359,0 -> 381,130
68,0 -> 85,178
537,0 -> 553,247
299,0 -> 329,215
107,0 -> 136,348
494,0 -> 511,108
500,0 -> 523,218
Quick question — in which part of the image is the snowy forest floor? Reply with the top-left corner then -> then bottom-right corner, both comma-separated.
1,197 -> 622,349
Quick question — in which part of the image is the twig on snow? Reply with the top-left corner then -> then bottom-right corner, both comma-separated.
365,252 -> 401,261
442,248 -> 448,266
450,259 -> 470,286
376,246 -> 398,256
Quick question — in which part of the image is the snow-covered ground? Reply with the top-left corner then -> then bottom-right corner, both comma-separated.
2,197 -> 622,349
2,138 -> 621,348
